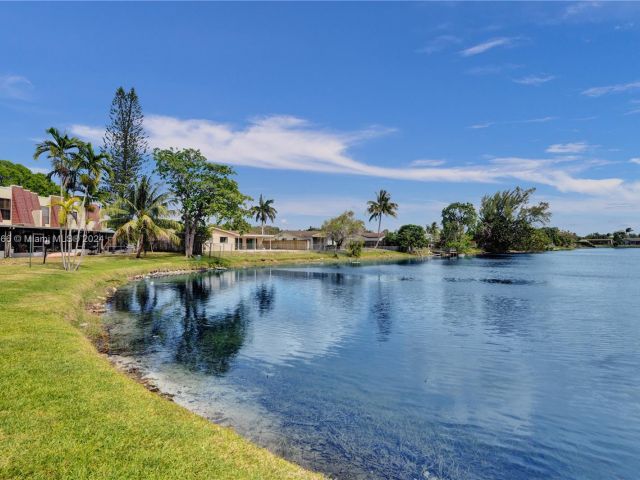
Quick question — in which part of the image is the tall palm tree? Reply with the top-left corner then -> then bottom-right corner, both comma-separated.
34,128 -> 83,269
106,176 -> 179,258
250,194 -> 277,235
33,127 -> 83,196
367,190 -> 398,248
71,143 -> 111,270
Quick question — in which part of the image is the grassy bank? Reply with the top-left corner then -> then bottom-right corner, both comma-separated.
0,249 -> 410,479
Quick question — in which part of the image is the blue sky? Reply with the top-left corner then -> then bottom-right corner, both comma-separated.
1,2 -> 639,234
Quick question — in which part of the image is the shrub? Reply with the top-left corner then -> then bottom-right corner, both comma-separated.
346,240 -> 364,257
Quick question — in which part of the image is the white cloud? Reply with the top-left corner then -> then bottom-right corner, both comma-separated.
417,35 -> 462,54
513,74 -> 556,86
28,166 -> 49,175
69,124 -> 104,144
630,158 -> 640,165
466,63 -> 522,76
546,142 -> 591,154
469,116 -> 556,130
459,37 -> 516,57
582,80 -> 640,97
0,74 -> 33,100
70,114 -> 632,199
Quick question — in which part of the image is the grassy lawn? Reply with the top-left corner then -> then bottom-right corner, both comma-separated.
0,249 -> 410,479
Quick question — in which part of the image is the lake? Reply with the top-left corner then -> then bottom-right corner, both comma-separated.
105,249 -> 640,480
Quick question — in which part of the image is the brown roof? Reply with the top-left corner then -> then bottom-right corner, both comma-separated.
277,230 -> 326,239
359,231 -> 385,239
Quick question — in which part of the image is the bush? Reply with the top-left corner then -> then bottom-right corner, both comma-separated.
346,240 -> 364,257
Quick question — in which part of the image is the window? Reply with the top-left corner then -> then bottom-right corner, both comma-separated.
41,206 -> 50,225
0,199 -> 10,221
219,236 -> 228,243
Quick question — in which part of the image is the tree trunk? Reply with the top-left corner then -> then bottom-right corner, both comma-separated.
135,237 -> 143,258
261,221 -> 265,235
184,222 -> 191,257
374,216 -> 382,249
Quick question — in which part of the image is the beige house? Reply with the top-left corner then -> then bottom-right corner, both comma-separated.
204,226 -> 275,253
204,226 -> 385,253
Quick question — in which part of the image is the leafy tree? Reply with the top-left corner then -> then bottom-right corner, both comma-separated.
33,127 -> 83,196
106,176 -> 179,258
0,160 -> 59,196
540,227 -> 578,248
522,229 -> 552,252
367,189 -> 398,248
441,202 -> 477,247
103,87 -> 148,198
250,194 -> 277,235
154,148 -> 250,257
612,231 -> 627,246
476,187 -> 551,253
396,224 -> 428,253
425,221 -> 440,244
383,230 -> 398,246
321,211 -> 365,250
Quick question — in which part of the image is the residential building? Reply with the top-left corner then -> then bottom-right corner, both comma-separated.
0,185 -> 112,258
204,227 -> 385,252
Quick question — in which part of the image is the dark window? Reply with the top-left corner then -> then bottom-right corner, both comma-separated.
0,199 -> 11,221
41,206 -> 50,225
219,236 -> 228,243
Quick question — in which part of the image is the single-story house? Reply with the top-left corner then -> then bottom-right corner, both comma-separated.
623,238 -> 640,246
272,230 -> 329,250
204,227 -> 385,252
204,226 -> 275,253
349,231 -> 385,248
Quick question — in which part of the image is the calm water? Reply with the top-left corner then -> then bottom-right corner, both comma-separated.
105,250 -> 640,480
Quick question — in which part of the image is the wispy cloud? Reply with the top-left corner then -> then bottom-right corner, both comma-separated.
0,74 -> 33,100
466,63 -> 522,76
459,37 -> 516,57
581,80 -> 640,97
469,116 -> 556,130
546,142 -> 591,154
410,159 -> 446,167
630,158 -> 640,165
513,74 -> 556,86
417,35 -> 462,55
71,114 -> 629,199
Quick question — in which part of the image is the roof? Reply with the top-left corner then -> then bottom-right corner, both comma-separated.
276,230 -> 326,239
209,226 -> 274,238
357,231 -> 385,239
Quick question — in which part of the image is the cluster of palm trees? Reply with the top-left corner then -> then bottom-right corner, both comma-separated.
33,127 -> 177,268
33,128 -> 110,270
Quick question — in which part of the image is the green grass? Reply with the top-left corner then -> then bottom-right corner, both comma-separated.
0,249 -> 410,479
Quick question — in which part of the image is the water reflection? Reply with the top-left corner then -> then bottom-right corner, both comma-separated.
176,303 -> 248,375
104,252 -> 640,480
371,276 -> 392,341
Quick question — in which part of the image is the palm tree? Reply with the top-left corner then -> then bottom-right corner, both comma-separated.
34,128 -> 83,269
71,143 -> 111,270
106,176 -> 180,258
52,196 -> 82,270
367,190 -> 398,248
250,194 -> 277,235
33,127 -> 83,196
